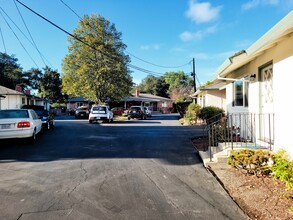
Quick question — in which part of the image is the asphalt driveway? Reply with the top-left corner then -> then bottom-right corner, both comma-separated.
0,114 -> 247,220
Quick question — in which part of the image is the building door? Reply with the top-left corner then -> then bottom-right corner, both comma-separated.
259,64 -> 274,144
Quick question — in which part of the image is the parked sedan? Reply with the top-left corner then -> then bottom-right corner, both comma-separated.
111,107 -> 125,116
75,106 -> 89,119
144,106 -> 152,117
127,106 -> 147,120
34,109 -> 55,130
0,109 -> 42,142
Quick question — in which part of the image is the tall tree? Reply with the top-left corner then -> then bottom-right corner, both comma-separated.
156,76 -> 169,98
62,14 -> 133,103
23,67 -> 43,90
170,85 -> 193,103
164,71 -> 193,90
38,66 -> 63,103
0,52 -> 24,90
137,75 -> 158,94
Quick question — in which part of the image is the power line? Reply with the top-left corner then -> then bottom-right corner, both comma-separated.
13,0 -> 47,67
125,50 -> 192,69
0,6 -> 54,69
15,0 -> 98,53
59,0 -> 82,20
0,9 -> 38,67
58,0 -> 191,70
16,0 -> 190,78
0,27 -> 6,53
16,0 -> 166,76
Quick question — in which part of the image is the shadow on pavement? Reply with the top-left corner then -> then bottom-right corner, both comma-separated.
0,114 -> 203,166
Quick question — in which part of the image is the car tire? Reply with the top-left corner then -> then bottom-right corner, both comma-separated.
128,117 -> 131,120
89,120 -> 93,124
28,129 -> 37,143
47,122 -> 51,130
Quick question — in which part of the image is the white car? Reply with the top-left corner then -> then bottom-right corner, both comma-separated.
144,106 -> 152,117
0,109 -> 43,142
89,105 -> 114,123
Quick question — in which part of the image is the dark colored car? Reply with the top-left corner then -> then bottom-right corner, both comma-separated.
34,109 -> 55,130
127,106 -> 146,120
21,105 -> 55,131
111,107 -> 125,116
75,106 -> 89,119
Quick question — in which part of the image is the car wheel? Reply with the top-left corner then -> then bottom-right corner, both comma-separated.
128,117 -> 131,120
28,129 -> 37,143
89,120 -> 93,124
47,122 -> 51,130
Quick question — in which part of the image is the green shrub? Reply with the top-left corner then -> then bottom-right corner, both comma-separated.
187,102 -> 201,115
270,150 -> 293,191
228,149 -> 272,176
175,102 -> 192,118
197,106 -> 225,123
178,102 -> 200,125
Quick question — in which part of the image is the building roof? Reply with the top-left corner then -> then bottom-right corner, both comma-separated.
0,85 -> 24,95
67,96 -> 92,102
121,93 -> 173,102
215,10 -> 293,78
192,81 -> 227,97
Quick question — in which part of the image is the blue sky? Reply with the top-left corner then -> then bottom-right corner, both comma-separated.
0,0 -> 293,86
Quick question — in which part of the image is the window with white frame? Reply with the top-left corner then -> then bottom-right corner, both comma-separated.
233,80 -> 249,107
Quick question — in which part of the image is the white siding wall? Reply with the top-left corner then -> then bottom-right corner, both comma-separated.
206,90 -> 226,112
274,55 -> 293,157
0,95 -> 23,109
226,35 -> 293,157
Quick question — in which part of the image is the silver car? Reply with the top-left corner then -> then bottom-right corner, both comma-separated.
0,109 -> 42,142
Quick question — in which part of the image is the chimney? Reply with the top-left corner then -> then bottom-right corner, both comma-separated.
135,89 -> 140,97
25,90 -> 31,95
15,84 -> 23,93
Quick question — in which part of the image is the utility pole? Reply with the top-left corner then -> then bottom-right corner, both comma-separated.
191,58 -> 197,103
192,58 -> 196,92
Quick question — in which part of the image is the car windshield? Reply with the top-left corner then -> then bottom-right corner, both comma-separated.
130,107 -> 141,111
0,110 -> 29,119
35,110 -> 49,116
92,106 -> 107,112
78,107 -> 88,111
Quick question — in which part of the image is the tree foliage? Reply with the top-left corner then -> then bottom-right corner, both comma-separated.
137,75 -> 158,95
155,76 -> 169,98
38,67 -> 63,102
164,71 -> 193,90
0,52 -> 24,90
170,85 -> 193,103
62,14 -> 133,103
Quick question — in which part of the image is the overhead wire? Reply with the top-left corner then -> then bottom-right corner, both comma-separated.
0,9 -> 39,68
125,51 -> 192,69
58,0 -> 191,72
0,6 -> 54,69
13,0 -> 47,67
15,0 -> 163,76
0,27 -> 6,53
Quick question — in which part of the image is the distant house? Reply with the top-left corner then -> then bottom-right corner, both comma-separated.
191,81 -> 226,112
199,11 -> 293,158
0,85 -> 50,110
66,96 -> 94,112
121,90 -> 174,113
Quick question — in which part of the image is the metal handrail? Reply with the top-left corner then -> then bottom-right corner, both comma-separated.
203,112 -> 275,162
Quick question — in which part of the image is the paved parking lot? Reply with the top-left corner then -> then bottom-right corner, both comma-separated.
0,114 -> 247,220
